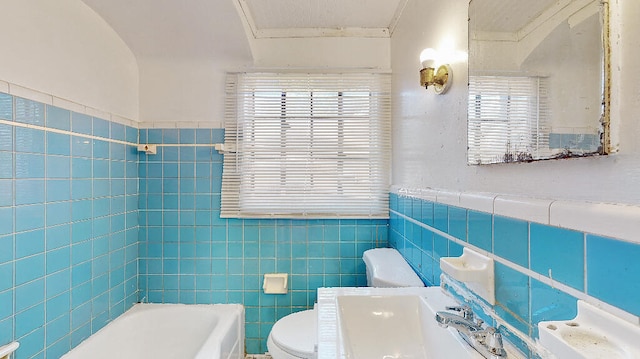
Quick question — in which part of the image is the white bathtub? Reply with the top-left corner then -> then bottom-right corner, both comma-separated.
62,303 -> 244,359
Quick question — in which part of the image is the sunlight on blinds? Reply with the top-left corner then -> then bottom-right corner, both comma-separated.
222,73 -> 392,218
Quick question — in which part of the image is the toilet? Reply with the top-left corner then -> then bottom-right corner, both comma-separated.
266,248 -> 424,359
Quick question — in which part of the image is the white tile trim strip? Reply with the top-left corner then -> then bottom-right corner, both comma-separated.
494,196 -> 552,225
550,201 -> 640,245
435,189 -> 460,207
1,80 -> 225,130
138,121 -> 224,129
2,81 -> 138,128
145,144 -> 222,147
391,208 -> 640,326
0,119 -> 137,147
460,192 -> 497,213
391,186 -> 640,244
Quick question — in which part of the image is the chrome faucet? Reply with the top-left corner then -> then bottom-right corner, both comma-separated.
435,305 -> 507,359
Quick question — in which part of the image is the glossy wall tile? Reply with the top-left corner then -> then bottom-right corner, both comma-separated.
0,93 -> 139,359
137,128 -> 388,354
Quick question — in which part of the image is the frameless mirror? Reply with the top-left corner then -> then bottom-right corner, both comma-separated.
467,0 -> 610,165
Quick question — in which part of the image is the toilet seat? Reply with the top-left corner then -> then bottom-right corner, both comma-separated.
267,309 -> 317,359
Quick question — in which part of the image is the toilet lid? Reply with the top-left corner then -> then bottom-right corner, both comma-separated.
271,309 -> 317,358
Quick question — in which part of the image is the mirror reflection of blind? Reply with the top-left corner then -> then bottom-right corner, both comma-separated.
468,76 -> 550,165
222,72 -> 391,219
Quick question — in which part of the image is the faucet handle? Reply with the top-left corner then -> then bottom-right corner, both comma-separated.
445,305 -> 474,320
486,328 -> 507,357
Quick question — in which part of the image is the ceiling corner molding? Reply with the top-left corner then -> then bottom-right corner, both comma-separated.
388,0 -> 409,36
235,0 -> 258,38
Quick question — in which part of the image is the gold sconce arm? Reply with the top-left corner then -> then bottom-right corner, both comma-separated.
419,64 -> 452,94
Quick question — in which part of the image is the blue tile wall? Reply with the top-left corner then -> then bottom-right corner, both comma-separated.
586,235 -> 640,315
530,224 -> 584,291
494,216 -> 528,268
0,93 -> 139,359
389,192 -> 639,357
137,129 -> 388,354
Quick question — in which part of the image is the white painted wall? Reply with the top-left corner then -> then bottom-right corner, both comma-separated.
251,37 -> 390,69
135,10 -> 390,126
137,35 -> 390,128
142,36 -> 391,128
390,0 -> 640,205
137,58 -> 245,128
0,0 -> 139,120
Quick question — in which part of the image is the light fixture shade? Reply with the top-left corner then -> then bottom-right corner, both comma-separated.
420,48 -> 438,68
419,48 -> 452,94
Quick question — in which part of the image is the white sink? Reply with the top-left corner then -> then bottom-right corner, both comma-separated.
538,300 -> 640,359
317,286 -> 524,359
337,295 -> 431,359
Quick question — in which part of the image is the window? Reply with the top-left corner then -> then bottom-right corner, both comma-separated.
221,73 -> 391,218
468,75 -> 550,165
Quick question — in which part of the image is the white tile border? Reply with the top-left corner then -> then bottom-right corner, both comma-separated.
1,81 -> 227,130
0,119 -> 137,147
137,121 -> 224,129
550,201 -> 640,244
9,84 -> 54,105
51,96 -> 85,114
391,186 -> 640,244
459,192 -> 497,213
83,106 -> 111,122
2,81 -> 140,128
436,190 -> 460,207
494,195 -> 552,225
0,80 -> 9,93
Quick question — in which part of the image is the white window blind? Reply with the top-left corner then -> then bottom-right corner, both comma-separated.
468,75 -> 550,165
221,72 -> 391,219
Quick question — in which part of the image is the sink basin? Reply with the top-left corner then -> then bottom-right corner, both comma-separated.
337,295 -> 431,359
538,300 -> 640,359
317,286 -> 524,359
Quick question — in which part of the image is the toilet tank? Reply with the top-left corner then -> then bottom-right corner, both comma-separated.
363,248 -> 425,287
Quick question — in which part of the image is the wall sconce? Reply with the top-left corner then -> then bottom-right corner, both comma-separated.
419,48 -> 452,95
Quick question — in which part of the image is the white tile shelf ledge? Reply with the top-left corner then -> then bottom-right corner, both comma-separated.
440,247 -> 495,305
391,186 -> 640,245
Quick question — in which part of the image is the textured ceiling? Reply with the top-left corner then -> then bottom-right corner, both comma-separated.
239,0 -> 408,37
470,0 -> 559,33
245,0 -> 404,30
